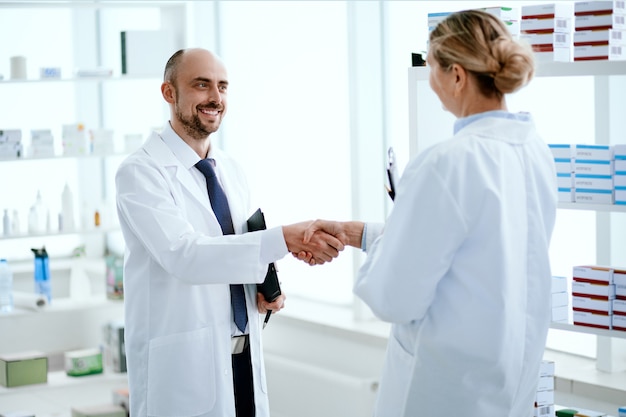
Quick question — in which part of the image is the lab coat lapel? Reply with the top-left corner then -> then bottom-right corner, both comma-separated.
142,134 -> 215,216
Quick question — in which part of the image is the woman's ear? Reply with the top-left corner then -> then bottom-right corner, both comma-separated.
451,63 -> 467,97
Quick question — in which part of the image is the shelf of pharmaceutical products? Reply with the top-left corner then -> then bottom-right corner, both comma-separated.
550,321 -> 626,340
0,74 -> 160,84
0,225 -> 120,241
409,60 -> 626,80
557,202 -> 626,212
0,151 -> 128,163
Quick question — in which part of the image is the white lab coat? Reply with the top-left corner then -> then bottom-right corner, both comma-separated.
116,128 -> 273,417
355,114 -> 557,417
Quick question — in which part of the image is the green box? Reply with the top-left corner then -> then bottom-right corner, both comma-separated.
0,351 -> 48,388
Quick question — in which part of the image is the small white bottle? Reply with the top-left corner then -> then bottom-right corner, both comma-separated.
2,209 -> 10,236
61,183 -> 75,231
12,210 -> 20,235
0,259 -> 13,313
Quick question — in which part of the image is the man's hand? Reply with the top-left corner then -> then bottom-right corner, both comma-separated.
257,293 -> 286,314
282,221 -> 345,265
293,220 -> 365,266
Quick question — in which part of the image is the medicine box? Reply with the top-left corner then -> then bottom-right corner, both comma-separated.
616,188 -> 626,204
574,174 -> 613,191
614,314 -> 626,331
574,44 -> 626,60
537,375 -> 555,391
574,29 -> 626,46
558,189 -> 574,202
555,158 -> 573,173
535,389 -> 554,407
575,1 -> 626,15
552,305 -> 569,322
552,275 -> 568,293
572,281 -> 616,298
0,351 -> 48,387
573,310 -> 612,329
575,14 -> 626,31
574,160 -> 614,176
71,404 -> 126,417
65,348 -> 103,377
521,17 -> 572,34
617,284 -> 626,299
614,299 -> 626,314
549,144 -> 573,159
522,32 -> 571,47
552,291 -> 569,307
534,405 -> 555,417
539,360 -> 555,377
615,159 -> 626,173
575,189 -> 614,204
614,144 -> 626,158
102,321 -> 126,373
534,47 -> 573,62
572,295 -> 613,314
121,30 -> 175,76
483,7 -> 520,21
575,144 -> 613,160
573,265 -> 613,284
614,270 -> 626,286
522,3 -> 574,19
615,173 -> 626,186
427,12 -> 452,31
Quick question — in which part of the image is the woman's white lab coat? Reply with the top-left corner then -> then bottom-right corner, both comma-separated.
355,115 -> 557,417
116,129 -> 273,417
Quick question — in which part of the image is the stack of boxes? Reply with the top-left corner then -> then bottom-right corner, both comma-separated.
549,143 -> 620,205
574,0 -> 626,61
613,268 -> 626,331
30,129 -> 55,157
549,144 -> 574,202
571,265 -> 614,329
62,123 -> 90,156
552,276 -> 569,323
0,129 -> 23,159
427,6 -> 520,37
573,144 -> 614,204
535,360 -> 556,417
521,3 -> 574,62
614,145 -> 626,204
483,6 -> 521,38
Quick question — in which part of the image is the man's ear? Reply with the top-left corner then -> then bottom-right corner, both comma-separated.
161,82 -> 175,104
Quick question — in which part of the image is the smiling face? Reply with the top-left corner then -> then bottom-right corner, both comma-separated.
163,49 -> 229,143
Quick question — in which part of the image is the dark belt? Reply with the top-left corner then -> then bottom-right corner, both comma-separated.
231,334 -> 249,355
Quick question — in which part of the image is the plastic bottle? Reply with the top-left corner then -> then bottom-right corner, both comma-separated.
31,247 -> 51,302
61,183 -> 75,231
0,259 -> 14,313
2,209 -> 10,236
28,191 -> 46,233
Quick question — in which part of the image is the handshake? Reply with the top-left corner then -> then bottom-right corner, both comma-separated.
282,220 -> 365,266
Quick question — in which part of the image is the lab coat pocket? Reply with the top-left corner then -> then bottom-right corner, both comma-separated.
147,327 -> 216,417
375,334 -> 415,417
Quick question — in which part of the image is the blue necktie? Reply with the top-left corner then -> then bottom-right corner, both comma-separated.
195,158 -> 248,332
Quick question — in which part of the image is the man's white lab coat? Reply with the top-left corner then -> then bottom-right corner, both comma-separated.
356,114 -> 558,417
116,126 -> 274,417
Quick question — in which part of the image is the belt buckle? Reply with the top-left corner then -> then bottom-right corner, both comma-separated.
231,334 -> 249,355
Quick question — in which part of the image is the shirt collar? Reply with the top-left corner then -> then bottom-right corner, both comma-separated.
160,122 -> 216,169
453,110 -> 531,135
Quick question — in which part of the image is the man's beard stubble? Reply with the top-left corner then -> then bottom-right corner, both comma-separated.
175,103 -> 217,141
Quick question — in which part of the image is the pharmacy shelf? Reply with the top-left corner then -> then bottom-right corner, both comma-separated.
0,152 -> 128,163
0,226 -> 120,241
557,202 -> 626,213
0,75 -> 160,84
550,321 -> 626,340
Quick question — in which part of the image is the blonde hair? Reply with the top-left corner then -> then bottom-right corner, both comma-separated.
428,9 -> 535,98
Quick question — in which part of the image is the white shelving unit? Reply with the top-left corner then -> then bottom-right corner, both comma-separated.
408,60 -> 626,371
